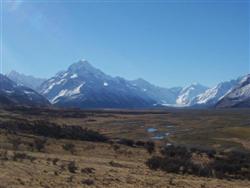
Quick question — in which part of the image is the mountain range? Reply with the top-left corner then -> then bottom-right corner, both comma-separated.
7,70 -> 46,91
176,83 -> 208,106
37,60 -> 156,108
0,74 -> 50,107
216,74 -> 250,108
5,59 -> 250,108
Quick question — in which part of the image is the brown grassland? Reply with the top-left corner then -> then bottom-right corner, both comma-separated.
0,107 -> 250,187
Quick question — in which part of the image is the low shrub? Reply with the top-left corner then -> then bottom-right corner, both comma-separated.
68,161 -> 78,173
12,152 -> 36,162
62,143 -> 75,154
0,150 -> 8,160
145,141 -> 155,154
112,144 -> 120,151
34,137 -> 47,152
135,140 -> 146,147
146,156 -> 162,170
81,179 -> 94,185
0,120 -> 108,143
9,137 -> 21,150
81,167 -> 95,174
52,158 -> 60,165
117,139 -> 134,147
146,145 -> 250,180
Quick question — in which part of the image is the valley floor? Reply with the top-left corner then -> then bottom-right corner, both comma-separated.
0,107 -> 250,187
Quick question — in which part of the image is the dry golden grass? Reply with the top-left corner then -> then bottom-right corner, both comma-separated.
0,107 -> 250,187
0,138 -> 250,188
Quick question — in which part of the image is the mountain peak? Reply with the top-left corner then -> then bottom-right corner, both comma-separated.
80,58 -> 87,62
66,59 -> 108,79
68,59 -> 94,72
191,82 -> 198,85
190,82 -> 203,87
8,70 -> 19,76
182,83 -> 207,92
133,78 -> 149,84
75,59 -> 91,66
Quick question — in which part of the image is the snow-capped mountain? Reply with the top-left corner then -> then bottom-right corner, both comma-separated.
0,74 -> 50,107
130,78 -> 182,105
176,83 -> 208,106
7,70 -> 46,91
6,59 -> 249,109
216,74 -> 250,108
191,79 -> 239,107
39,60 -> 156,108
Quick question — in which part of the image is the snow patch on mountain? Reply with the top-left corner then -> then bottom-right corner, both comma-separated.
24,90 -> 36,95
62,72 -> 68,78
4,90 -> 14,94
70,74 -> 78,79
196,88 -> 218,104
103,82 -> 108,86
42,79 -> 67,94
226,76 -> 250,100
176,83 -> 208,106
51,83 -> 85,103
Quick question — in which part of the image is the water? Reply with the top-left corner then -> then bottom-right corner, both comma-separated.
147,128 -> 157,133
165,132 -> 170,136
148,127 -> 172,140
166,125 -> 174,128
151,132 -> 166,140
152,136 -> 164,140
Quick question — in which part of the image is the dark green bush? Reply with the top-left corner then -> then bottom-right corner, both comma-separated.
117,139 -> 134,147
68,161 -> 77,173
146,145 -> 250,180
0,120 -> 108,143
135,140 -> 145,147
12,152 -> 36,162
9,137 -> 21,150
145,141 -> 155,154
62,143 -> 75,154
146,156 -> 162,170
34,137 -> 47,152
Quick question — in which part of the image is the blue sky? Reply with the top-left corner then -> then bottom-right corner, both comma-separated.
1,0 -> 249,87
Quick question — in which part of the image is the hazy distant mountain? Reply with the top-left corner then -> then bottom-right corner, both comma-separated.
130,78 -> 182,105
0,74 -> 50,107
191,79 -> 240,107
7,70 -> 46,91
176,83 -> 208,106
39,60 -> 156,108
216,74 -> 250,108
